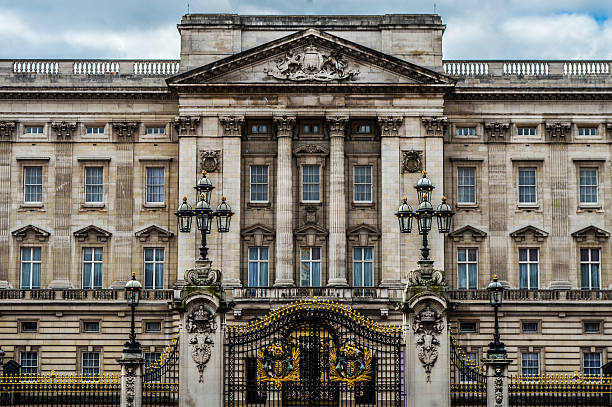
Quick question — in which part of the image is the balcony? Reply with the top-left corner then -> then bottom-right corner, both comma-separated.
230,286 -> 404,302
0,289 -> 175,302
446,289 -> 612,302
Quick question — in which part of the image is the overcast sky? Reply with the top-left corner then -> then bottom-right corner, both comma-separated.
0,0 -> 611,60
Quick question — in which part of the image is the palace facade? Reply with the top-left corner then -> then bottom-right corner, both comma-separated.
0,13 -> 611,377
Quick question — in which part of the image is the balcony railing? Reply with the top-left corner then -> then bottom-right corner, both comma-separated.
443,60 -> 611,78
0,289 -> 174,301
231,286 -> 404,301
6,59 -> 180,76
447,289 -> 612,301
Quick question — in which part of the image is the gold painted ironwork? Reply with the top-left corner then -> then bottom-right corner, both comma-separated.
257,339 -> 300,388
329,341 -> 372,388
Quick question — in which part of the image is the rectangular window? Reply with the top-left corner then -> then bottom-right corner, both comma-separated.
456,127 -> 476,136
82,352 -> 100,376
459,352 -> 479,382
584,322 -> 601,334
21,321 -> 38,333
145,127 -> 165,135
250,124 -> 268,134
354,166 -> 372,202
24,166 -> 43,203
21,247 -> 41,289
457,248 -> 478,289
459,322 -> 477,333
302,165 -> 320,202
25,126 -> 44,134
144,248 -> 164,289
579,168 -> 598,205
85,167 -> 104,203
248,247 -> 269,287
517,127 -> 536,136
83,321 -> 100,333
584,352 -> 601,376
86,127 -> 104,134
457,167 -> 476,204
521,322 -> 539,333
144,352 -> 163,382
518,168 -> 537,204
146,167 -> 165,204
82,248 -> 103,289
355,124 -> 371,134
521,352 -> 539,376
353,247 -> 374,287
302,124 -> 320,134
580,248 -> 600,290
300,247 -> 321,287
578,127 -> 597,136
20,352 -> 38,375
145,321 -> 162,333
519,248 -> 539,289
250,165 -> 269,202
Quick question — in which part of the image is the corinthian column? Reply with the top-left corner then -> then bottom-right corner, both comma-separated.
274,116 -> 296,286
326,116 -> 349,286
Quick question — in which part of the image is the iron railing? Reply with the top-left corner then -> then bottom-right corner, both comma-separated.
143,334 -> 180,406
509,373 -> 612,406
450,328 -> 487,407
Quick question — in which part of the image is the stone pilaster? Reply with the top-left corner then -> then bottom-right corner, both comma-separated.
483,357 -> 511,407
326,116 -> 348,286
488,144 -> 508,284
118,352 -> 144,407
378,116 -> 403,286
111,141 -> 134,288
549,142 -> 570,288
0,138 -> 12,287
274,116 -> 296,287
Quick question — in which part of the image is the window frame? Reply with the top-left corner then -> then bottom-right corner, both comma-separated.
82,321 -> 100,333
84,166 -> 104,204
143,247 -> 165,290
82,351 -> 101,376
247,246 -> 269,287
580,247 -> 601,290
145,167 -> 166,205
24,126 -> 44,135
518,167 -> 538,206
300,247 -> 322,287
578,127 -> 598,137
353,165 -> 373,203
301,164 -> 321,203
23,166 -> 43,204
20,351 -> 38,375
583,321 -> 601,334
456,127 -> 476,137
20,246 -> 42,289
352,247 -> 374,287
516,126 -> 537,136
144,321 -> 162,333
521,321 -> 540,334
145,127 -> 166,135
20,320 -> 38,333
518,248 -> 539,290
85,126 -> 105,135
82,247 -> 103,289
583,352 -> 602,376
579,167 -> 599,206
457,167 -> 477,205
457,248 -> 478,290
521,351 -> 540,377
458,321 -> 478,334
249,165 -> 269,203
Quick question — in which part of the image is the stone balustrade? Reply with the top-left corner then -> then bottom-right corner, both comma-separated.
0,288 -> 174,301
8,59 -> 180,76
231,286 -> 404,301
447,288 -> 612,301
444,60 -> 611,77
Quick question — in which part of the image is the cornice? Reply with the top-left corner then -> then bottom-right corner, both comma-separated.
0,87 -> 175,100
447,88 -> 612,101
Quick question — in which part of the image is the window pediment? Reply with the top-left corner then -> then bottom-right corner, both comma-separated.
571,225 -> 610,243
134,225 -> 174,242
74,225 -> 112,242
347,224 -> 380,246
242,224 -> 275,246
12,225 -> 50,242
510,225 -> 548,242
295,223 -> 328,246
293,144 -> 329,156
448,225 -> 487,243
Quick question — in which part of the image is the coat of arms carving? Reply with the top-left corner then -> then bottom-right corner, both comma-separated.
413,305 -> 444,382
186,305 -> 217,383
265,45 -> 359,82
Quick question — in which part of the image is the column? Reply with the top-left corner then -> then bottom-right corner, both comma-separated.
483,357 -> 511,407
118,352 -> 144,407
274,116 -> 296,286
488,141 -> 509,284
379,117 -> 403,286
0,124 -> 14,287
326,116 -> 348,286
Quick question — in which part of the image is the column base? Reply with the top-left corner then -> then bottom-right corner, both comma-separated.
548,280 -> 572,289
110,280 -> 128,290
273,279 -> 295,287
0,280 -> 12,289
48,280 -> 73,289
379,279 -> 403,289
326,278 -> 348,287
221,277 -> 241,289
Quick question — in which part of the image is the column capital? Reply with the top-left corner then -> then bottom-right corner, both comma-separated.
421,116 -> 448,137
51,121 -> 77,141
174,116 -> 202,136
377,116 -> 404,137
326,115 -> 349,137
273,116 -> 296,138
219,116 -> 244,137
0,121 -> 16,141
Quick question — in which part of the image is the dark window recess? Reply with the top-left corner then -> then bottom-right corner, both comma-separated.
246,357 -> 267,404
522,322 -> 539,333
459,322 -> 477,333
584,322 -> 601,333
83,321 -> 99,333
145,321 -> 162,332
250,124 -> 268,134
21,321 -> 37,333
355,357 -> 376,405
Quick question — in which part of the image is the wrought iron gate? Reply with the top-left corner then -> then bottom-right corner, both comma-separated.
142,334 -> 180,406
225,299 -> 404,407
450,329 -> 486,407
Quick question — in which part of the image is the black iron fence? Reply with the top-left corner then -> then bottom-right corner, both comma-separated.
450,329 -> 487,407
142,334 -> 180,406
510,373 -> 612,406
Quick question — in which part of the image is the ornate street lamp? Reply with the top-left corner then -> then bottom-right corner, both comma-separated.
487,275 -> 506,358
175,171 -> 234,260
395,171 -> 455,261
124,272 -> 142,353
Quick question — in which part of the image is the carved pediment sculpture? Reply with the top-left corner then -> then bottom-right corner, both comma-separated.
186,305 -> 218,383
412,305 -> 444,383
265,44 -> 359,82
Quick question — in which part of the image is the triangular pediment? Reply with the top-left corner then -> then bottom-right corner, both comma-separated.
510,225 -> 548,242
571,225 -> 610,242
134,225 -> 174,242
449,225 -> 487,242
242,223 -> 275,237
74,225 -> 112,242
167,29 -> 454,89
347,223 -> 380,237
295,223 -> 329,236
12,224 -> 51,242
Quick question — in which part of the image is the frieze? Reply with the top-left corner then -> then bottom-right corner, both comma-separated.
401,150 -> 423,173
186,305 -> 218,383
412,305 -> 444,383
199,150 -> 221,173
51,121 -> 77,140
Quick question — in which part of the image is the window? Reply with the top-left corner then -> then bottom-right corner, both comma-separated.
353,247 -> 373,287
25,126 -> 44,134
579,127 -> 597,136
354,166 -> 372,202
145,321 -> 162,333
584,322 -> 601,334
456,127 -> 475,136
459,352 -> 478,382
86,127 -> 104,134
20,352 -> 38,375
21,247 -> 41,289
82,352 -> 100,376
521,352 -> 539,376
355,124 -> 371,134
146,167 -> 165,204
300,247 -> 321,287
144,248 -> 164,289
82,248 -> 103,289
518,168 -> 537,205
517,127 -> 536,136
302,165 -> 320,202
85,167 -> 104,203
522,322 -> 539,333
248,247 -> 269,287
250,124 -> 267,134
83,321 -> 100,333
21,321 -> 38,333
580,248 -> 600,290
250,165 -> 269,202
519,248 -> 539,289
457,248 -> 478,289
146,127 -> 165,135
144,352 -> 162,367
459,322 -> 477,333
302,124 -> 320,134
24,166 -> 42,203
579,168 -> 598,205
457,167 -> 476,204
583,352 -> 601,376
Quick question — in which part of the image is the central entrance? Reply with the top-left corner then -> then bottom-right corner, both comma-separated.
224,300 -> 404,407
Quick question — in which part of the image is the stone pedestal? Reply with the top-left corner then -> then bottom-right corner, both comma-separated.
118,351 -> 144,407
483,357 -> 512,407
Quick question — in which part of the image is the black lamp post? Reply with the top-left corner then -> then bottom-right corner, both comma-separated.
395,171 -> 455,260
124,272 -> 142,353
487,274 -> 506,357
175,171 -> 234,260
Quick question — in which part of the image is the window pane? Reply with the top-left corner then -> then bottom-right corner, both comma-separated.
311,262 -> 321,286
260,262 -> 269,286
457,167 -> 476,204
146,167 -> 165,203
312,247 -> 321,260
250,165 -> 269,202
302,165 -> 320,201
457,264 -> 467,289
353,262 -> 362,286
354,166 -> 372,202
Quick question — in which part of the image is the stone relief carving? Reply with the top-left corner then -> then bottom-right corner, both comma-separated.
51,121 -> 77,140
407,262 -> 444,288
0,121 -> 16,140
125,365 -> 136,407
273,116 -> 296,137
186,305 -> 218,383
184,262 -> 221,287
401,150 -> 423,173
112,121 -> 139,139
174,116 -> 201,135
421,117 -> 448,137
199,150 -> 221,173
377,117 -> 403,137
412,305 -> 444,383
545,122 -> 571,141
265,45 -> 359,82
485,122 -> 509,140
326,116 -> 349,136
293,144 -> 329,155
494,368 -> 503,407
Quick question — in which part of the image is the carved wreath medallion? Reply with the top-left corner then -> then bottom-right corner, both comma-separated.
199,150 -> 221,173
329,340 -> 372,388
402,151 -> 423,173
186,305 -> 217,383
257,338 -> 300,388
412,305 -> 444,382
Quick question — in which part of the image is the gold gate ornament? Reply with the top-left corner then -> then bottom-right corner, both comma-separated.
330,341 -> 372,388
257,339 -> 300,388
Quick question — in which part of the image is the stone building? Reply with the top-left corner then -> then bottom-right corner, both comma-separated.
0,13 -> 611,378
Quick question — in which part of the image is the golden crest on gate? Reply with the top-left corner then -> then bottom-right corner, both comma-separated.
329,340 -> 372,388
257,339 -> 300,388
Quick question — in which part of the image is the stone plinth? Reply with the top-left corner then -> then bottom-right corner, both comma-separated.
118,351 -> 144,407
483,356 -> 512,407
